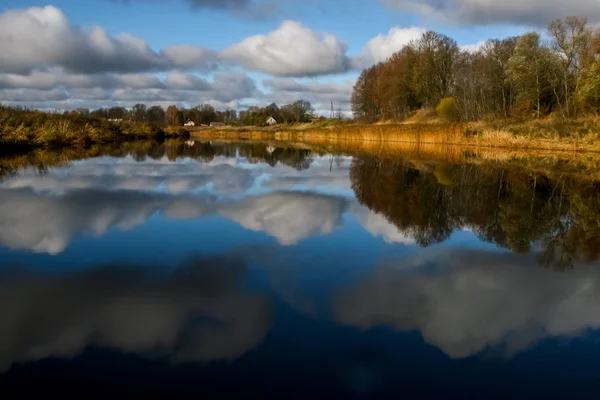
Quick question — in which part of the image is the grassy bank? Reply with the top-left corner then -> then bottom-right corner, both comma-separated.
0,107 -> 189,148
193,117 -> 600,153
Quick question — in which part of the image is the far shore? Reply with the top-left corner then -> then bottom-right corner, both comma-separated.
190,120 -> 600,154
3,105 -> 600,154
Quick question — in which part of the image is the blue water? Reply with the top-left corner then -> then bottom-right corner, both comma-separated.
1,141 -> 599,398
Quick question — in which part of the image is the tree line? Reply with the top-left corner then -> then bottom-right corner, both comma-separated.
352,16 -> 600,122
64,99 -> 316,127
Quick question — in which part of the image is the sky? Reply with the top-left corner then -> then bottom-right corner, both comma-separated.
0,0 -> 597,114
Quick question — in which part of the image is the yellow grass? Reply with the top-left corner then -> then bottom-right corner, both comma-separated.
192,122 -> 600,153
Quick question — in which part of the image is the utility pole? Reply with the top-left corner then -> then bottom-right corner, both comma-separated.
330,102 -> 334,119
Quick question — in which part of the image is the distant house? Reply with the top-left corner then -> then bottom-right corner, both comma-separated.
184,120 -> 195,127
266,145 -> 276,154
108,118 -> 123,123
266,117 -> 277,125
185,140 -> 195,147
210,122 -> 225,127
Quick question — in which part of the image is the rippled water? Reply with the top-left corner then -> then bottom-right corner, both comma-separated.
1,140 -> 600,397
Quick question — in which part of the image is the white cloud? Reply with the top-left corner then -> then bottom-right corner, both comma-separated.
0,6 -> 167,74
162,45 -> 217,69
460,40 -> 486,53
262,78 -> 354,111
382,0 -> 600,25
0,6 -> 360,109
221,21 -> 350,77
0,70 -> 257,109
352,26 -> 425,68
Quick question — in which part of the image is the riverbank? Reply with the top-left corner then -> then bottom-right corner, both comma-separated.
192,119 -> 600,153
3,104 -> 600,152
0,107 -> 189,148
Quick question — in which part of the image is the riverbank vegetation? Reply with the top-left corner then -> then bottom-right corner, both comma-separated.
351,16 -> 600,139
0,106 -> 189,147
0,98 -> 319,148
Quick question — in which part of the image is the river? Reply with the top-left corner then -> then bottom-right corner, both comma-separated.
1,139 -> 599,398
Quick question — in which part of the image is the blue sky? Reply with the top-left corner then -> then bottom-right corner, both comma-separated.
0,0 -> 593,113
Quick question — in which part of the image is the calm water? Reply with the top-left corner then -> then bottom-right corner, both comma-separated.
1,140 -> 600,398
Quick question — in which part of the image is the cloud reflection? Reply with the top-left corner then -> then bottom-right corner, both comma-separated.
335,249 -> 600,358
0,255 -> 271,372
219,192 -> 348,245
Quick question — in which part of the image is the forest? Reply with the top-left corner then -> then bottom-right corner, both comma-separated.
351,16 -> 600,123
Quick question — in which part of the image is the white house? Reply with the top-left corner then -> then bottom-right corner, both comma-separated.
184,120 -> 195,127
266,117 -> 277,125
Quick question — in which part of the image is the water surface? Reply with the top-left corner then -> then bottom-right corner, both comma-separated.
1,140 -> 600,398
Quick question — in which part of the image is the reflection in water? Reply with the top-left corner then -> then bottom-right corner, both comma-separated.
351,156 -> 600,269
0,255 -> 270,373
220,192 -> 347,245
0,188 -> 210,254
335,248 -> 600,359
2,141 -> 600,395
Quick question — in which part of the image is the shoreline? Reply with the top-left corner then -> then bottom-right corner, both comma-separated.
190,123 -> 600,154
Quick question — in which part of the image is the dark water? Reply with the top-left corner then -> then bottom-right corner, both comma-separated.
1,140 -> 600,398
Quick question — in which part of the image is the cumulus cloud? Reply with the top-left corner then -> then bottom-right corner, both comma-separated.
221,21 -> 350,77
219,192 -> 348,245
382,0 -> 600,25
335,248 -> 600,359
0,255 -> 271,372
112,0 -> 270,18
262,78 -> 354,111
0,6 -> 167,74
460,40 -> 487,54
0,6 -> 218,75
161,45 -> 217,69
351,26 -> 425,68
0,5 -> 360,109
0,70 -> 257,109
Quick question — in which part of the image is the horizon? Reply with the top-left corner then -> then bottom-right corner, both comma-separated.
0,1 -> 596,115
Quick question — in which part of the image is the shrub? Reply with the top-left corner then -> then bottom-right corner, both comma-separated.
436,97 -> 460,122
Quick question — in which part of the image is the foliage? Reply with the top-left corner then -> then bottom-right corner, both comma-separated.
238,100 -> 315,126
436,97 -> 460,121
0,106 -> 188,148
351,15 -> 600,124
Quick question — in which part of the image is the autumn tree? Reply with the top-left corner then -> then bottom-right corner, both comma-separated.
166,105 -> 179,126
578,29 -> 600,112
132,104 -> 147,122
506,33 -> 552,118
548,16 -> 591,116
146,106 -> 166,124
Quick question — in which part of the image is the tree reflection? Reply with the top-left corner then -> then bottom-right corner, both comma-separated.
0,140 -> 317,182
350,157 -> 600,269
